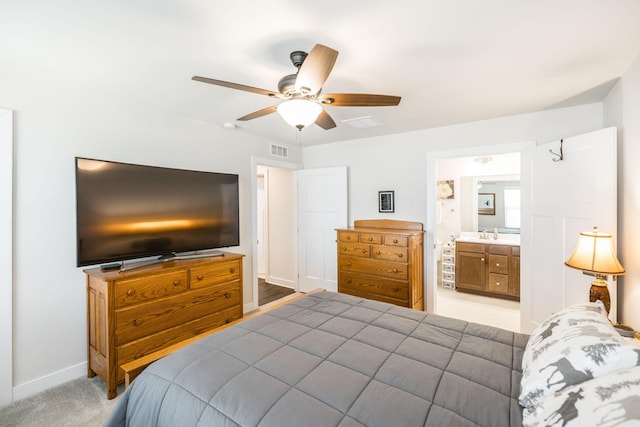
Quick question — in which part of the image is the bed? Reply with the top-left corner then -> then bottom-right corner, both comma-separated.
105,291 -> 640,427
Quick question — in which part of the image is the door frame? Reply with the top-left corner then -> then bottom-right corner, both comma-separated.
250,156 -> 301,313
0,108 -> 13,407
425,140 -> 534,315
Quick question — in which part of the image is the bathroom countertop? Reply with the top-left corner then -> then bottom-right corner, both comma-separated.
455,232 -> 520,246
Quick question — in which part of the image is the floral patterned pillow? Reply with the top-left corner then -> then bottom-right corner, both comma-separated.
519,301 -> 640,409
522,365 -> 640,426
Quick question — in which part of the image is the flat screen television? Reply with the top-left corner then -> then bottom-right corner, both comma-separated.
75,157 -> 240,267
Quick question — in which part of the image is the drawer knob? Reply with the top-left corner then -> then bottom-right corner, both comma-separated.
229,268 -> 235,273
392,268 -> 398,273
393,286 -> 399,292
347,278 -> 352,284
496,282 -> 501,286
347,262 -> 351,266
133,319 -> 142,326
393,239 -> 398,243
376,251 -> 381,255
368,237 -> 373,241
224,292 -> 231,299
496,263 -> 500,267
346,236 -> 351,240
173,280 -> 181,286
343,247 -> 347,251
126,289 -> 135,296
362,249 -> 367,254
481,258 -> 485,262
197,275 -> 204,280
398,254 -> 403,258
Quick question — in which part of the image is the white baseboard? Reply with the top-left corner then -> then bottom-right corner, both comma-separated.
265,276 -> 295,290
12,361 -> 87,402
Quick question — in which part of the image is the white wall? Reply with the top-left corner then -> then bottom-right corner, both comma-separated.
304,104 -> 603,227
605,53 -> 640,328
3,75 -> 300,400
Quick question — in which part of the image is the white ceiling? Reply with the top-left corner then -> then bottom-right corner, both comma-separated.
4,0 -> 640,146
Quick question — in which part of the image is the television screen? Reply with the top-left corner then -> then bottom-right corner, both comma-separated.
75,157 -> 239,267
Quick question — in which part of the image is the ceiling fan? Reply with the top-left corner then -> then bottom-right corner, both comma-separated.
192,44 -> 401,131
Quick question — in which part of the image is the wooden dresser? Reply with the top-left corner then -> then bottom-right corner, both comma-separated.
337,219 -> 424,310
455,242 -> 520,300
84,253 -> 244,399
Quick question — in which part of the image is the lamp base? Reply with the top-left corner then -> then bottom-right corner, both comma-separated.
589,277 -> 610,314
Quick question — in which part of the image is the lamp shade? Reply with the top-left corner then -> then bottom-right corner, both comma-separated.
565,227 -> 625,275
276,100 -> 322,130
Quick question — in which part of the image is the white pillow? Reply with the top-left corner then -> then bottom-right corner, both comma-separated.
519,301 -> 640,409
522,365 -> 640,426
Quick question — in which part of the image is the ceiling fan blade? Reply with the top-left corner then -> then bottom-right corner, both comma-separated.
318,93 -> 401,107
192,76 -> 278,97
315,109 -> 336,130
237,105 -> 278,121
295,44 -> 338,95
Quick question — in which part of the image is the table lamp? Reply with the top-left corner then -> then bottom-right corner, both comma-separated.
565,227 -> 625,313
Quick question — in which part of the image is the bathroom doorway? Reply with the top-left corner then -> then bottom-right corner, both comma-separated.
426,143 -> 528,332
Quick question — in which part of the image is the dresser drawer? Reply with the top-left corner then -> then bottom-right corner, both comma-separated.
115,271 -> 188,308
115,283 -> 240,345
338,243 -> 371,258
384,234 -> 408,247
338,231 -> 359,243
488,254 -> 508,274
339,273 -> 408,301
190,260 -> 241,289
359,232 -> 382,244
339,257 -> 407,280
116,305 -> 241,378
371,245 -> 407,262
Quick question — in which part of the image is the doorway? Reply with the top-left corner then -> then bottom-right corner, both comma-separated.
253,161 -> 298,309
425,141 -> 532,332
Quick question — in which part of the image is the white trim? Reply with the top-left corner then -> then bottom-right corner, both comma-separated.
425,141 -> 534,315
0,109 -> 13,407
12,362 -> 86,402
250,157 -> 301,312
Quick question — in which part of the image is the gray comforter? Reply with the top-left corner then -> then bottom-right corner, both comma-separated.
106,291 -> 528,427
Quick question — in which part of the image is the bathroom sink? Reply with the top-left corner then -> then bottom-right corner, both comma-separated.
455,234 -> 520,245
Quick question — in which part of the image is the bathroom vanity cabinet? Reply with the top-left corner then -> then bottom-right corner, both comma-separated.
455,242 -> 520,300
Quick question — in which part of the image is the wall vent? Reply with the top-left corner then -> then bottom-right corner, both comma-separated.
270,143 -> 289,159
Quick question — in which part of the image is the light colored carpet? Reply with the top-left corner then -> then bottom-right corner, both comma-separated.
0,376 -> 122,427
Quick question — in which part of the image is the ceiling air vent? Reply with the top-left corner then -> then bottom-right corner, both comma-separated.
270,143 -> 289,159
341,115 -> 384,130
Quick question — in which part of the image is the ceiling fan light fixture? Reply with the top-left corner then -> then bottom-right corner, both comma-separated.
277,100 -> 322,130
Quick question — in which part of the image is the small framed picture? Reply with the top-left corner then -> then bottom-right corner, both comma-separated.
478,193 -> 495,215
378,191 -> 395,213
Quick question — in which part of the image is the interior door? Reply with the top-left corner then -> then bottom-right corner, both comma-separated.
297,167 -> 348,293
520,127 -> 617,333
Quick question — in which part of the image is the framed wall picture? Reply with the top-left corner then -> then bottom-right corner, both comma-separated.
378,191 -> 395,213
478,193 -> 495,215
437,180 -> 454,200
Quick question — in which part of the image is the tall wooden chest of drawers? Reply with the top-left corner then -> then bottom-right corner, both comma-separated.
85,253 -> 243,399
337,219 -> 424,310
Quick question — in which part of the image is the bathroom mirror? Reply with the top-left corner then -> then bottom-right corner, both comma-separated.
460,174 -> 520,234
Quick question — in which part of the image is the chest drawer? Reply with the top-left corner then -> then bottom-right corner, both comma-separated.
455,242 -> 485,254
339,272 -> 408,301
488,245 -> 509,255
487,273 -> 509,294
384,234 -> 408,247
371,245 -> 407,262
190,260 -> 241,290
115,271 -> 188,308
339,243 -> 371,258
359,232 -> 382,244
339,256 -> 408,280
338,231 -> 359,243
